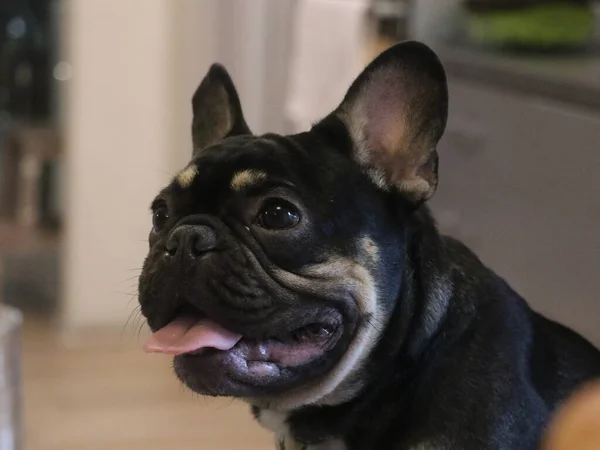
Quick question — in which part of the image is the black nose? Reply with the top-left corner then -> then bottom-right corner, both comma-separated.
165,225 -> 217,258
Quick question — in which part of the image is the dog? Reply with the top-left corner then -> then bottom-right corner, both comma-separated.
138,41 -> 600,449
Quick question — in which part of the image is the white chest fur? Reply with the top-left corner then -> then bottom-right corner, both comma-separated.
258,409 -> 347,450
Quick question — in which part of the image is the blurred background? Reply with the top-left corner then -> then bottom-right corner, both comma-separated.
0,0 -> 598,449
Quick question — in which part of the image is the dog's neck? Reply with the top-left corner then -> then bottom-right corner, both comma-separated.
253,207 -> 473,449
256,408 -> 347,450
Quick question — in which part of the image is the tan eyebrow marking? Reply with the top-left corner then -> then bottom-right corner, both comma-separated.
176,165 -> 198,188
230,169 -> 267,191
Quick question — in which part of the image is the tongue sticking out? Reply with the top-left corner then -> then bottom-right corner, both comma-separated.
143,316 -> 242,355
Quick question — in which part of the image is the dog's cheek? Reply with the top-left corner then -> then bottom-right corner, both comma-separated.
251,218 -> 326,273
138,249 -> 174,328
139,246 -> 165,290
260,250 -> 385,408
204,252 -> 273,311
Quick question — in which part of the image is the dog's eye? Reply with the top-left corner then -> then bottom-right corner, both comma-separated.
256,200 -> 300,230
152,206 -> 170,232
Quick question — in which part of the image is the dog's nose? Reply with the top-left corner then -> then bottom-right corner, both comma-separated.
165,225 -> 217,258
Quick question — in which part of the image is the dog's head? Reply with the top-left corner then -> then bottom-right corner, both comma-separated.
138,41 -> 448,410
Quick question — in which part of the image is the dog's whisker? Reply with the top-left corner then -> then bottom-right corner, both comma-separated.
136,320 -> 148,343
126,296 -> 139,309
114,290 -> 138,298
121,306 -> 145,342
123,274 -> 141,283
122,305 -> 141,331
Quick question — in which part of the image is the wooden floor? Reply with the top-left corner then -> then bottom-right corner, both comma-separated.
21,315 -> 272,450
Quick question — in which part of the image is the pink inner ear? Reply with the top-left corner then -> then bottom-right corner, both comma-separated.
361,74 -> 414,181
363,73 -> 410,156
335,42 -> 447,201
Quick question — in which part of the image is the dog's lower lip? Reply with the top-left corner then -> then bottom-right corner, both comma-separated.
158,305 -> 346,391
182,321 -> 340,361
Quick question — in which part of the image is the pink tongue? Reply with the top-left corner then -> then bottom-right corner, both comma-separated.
143,316 -> 242,355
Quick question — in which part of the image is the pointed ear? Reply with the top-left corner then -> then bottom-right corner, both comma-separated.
332,41 -> 448,203
191,64 -> 251,152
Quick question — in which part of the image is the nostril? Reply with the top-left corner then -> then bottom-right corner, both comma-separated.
192,226 -> 217,256
165,235 -> 178,256
165,224 -> 217,258
189,234 -> 200,256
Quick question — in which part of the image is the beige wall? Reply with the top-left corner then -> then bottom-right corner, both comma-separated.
59,0 -> 295,334
167,1 -> 219,170
60,1 -> 217,333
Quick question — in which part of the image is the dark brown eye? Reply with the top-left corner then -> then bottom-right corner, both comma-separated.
256,200 -> 300,230
152,206 -> 169,232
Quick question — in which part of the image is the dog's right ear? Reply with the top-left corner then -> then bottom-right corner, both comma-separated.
191,64 -> 251,154
317,41 -> 448,205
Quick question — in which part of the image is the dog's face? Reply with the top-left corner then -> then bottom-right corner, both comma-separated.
138,41 -> 448,409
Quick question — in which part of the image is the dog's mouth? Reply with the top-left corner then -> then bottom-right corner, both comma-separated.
143,304 -> 344,390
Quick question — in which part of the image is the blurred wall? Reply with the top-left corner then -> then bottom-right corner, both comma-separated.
168,0 -> 219,170
59,0 -> 294,334
212,0 -> 296,135
60,0 -> 218,334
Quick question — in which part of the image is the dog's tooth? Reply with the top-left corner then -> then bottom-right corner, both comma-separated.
256,342 -> 269,359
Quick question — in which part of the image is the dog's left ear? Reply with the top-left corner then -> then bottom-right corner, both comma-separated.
328,41 -> 448,203
191,64 -> 251,153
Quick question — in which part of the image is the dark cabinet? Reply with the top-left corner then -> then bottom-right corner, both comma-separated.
430,78 -> 600,345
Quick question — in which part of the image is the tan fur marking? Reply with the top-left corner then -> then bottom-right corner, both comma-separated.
399,178 -> 431,197
176,165 -> 198,188
359,237 -> 380,265
248,254 -> 383,410
230,169 -> 267,191
365,168 -> 390,191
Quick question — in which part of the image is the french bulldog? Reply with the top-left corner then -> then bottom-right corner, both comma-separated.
138,41 -> 600,450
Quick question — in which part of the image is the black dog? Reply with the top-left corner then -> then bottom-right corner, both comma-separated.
138,41 -> 600,449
